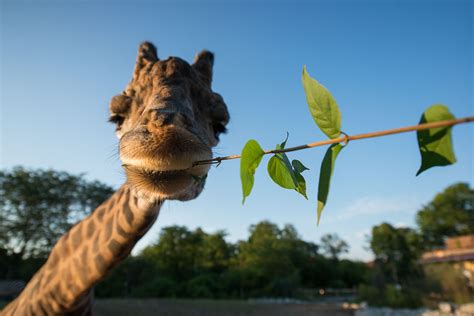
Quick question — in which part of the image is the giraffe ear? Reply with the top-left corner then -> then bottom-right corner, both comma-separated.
133,42 -> 158,78
193,50 -> 214,86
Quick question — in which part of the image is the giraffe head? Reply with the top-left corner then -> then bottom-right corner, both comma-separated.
109,42 -> 229,201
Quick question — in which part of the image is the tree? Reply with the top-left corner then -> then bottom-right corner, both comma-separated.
337,259 -> 371,288
141,226 -> 232,280
361,223 -> 425,308
141,226 -> 196,281
140,226 -> 233,297
237,222 -> 297,279
198,230 -> 232,273
416,183 -> 474,248
0,166 -> 114,259
234,221 -> 316,296
370,223 -> 422,284
320,233 -> 349,260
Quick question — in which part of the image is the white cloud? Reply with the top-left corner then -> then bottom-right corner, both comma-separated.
325,195 -> 421,223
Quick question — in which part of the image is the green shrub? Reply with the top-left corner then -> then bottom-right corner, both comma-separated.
358,284 -> 422,308
424,263 -> 473,304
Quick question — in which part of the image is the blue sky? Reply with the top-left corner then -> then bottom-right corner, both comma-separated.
1,0 -> 472,260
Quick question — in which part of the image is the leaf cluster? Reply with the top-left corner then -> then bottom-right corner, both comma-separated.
240,66 -> 459,224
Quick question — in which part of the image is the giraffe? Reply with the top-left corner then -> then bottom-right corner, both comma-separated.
1,41 -> 230,315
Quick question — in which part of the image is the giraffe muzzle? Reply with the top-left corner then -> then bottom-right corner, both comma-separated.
118,125 -> 212,199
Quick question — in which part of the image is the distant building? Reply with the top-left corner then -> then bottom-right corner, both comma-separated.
420,235 -> 474,286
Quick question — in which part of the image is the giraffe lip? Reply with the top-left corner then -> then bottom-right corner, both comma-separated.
120,150 -> 211,177
119,127 -> 212,172
123,165 -> 189,179
123,163 -> 208,198
122,163 -> 208,182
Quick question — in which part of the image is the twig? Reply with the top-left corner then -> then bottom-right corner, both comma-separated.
193,116 -> 474,166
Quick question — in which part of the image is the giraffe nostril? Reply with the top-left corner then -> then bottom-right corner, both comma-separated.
147,109 -> 195,131
148,109 -> 193,128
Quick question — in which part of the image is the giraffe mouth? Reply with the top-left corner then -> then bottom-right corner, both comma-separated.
119,126 -> 212,171
122,163 -> 209,199
124,165 -> 189,183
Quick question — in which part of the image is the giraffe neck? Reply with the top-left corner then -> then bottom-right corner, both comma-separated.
2,183 -> 163,315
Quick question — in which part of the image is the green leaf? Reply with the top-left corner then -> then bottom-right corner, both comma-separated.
302,66 -> 342,139
268,155 -> 298,190
291,159 -> 310,199
267,135 -> 308,199
268,137 -> 297,187
292,160 -> 310,173
317,144 -> 343,224
416,104 -> 456,176
240,140 -> 265,204
295,172 -> 308,199
268,156 -> 309,199
280,132 -> 289,149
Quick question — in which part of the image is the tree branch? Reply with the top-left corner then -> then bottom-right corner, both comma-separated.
193,116 -> 474,166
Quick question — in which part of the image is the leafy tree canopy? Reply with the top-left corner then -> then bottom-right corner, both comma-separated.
0,166 -> 113,259
370,223 -> 423,284
416,182 -> 474,248
141,226 -> 232,281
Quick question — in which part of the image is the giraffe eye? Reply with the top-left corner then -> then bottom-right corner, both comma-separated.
108,115 -> 125,128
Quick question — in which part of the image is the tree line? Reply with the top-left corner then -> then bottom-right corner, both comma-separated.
1,167 -> 472,306
96,222 -> 366,299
